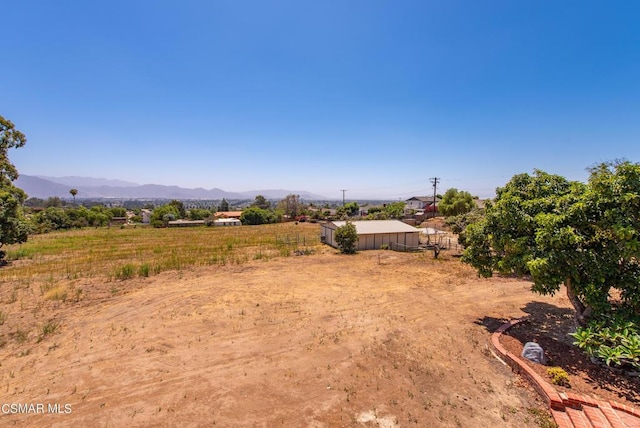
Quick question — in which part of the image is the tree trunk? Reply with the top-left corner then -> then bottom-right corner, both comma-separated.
565,277 -> 591,327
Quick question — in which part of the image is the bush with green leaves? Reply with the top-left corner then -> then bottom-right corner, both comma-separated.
240,207 -> 276,225
571,314 -> 640,371
150,204 -> 180,228
334,221 -> 358,254
337,202 -> 360,218
383,201 -> 405,219
439,188 -> 475,216
444,208 -> 485,247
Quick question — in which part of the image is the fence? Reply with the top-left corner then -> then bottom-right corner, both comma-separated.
275,234 -> 319,247
389,242 -> 421,252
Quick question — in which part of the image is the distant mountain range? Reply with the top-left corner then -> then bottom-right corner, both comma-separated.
15,175 -> 329,200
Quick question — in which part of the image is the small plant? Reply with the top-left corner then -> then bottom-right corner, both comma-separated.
13,328 -> 28,344
138,263 -> 150,278
115,263 -> 136,280
43,285 -> 68,302
37,319 -> 59,342
380,244 -> 389,250
547,367 -> 570,386
527,407 -> 557,428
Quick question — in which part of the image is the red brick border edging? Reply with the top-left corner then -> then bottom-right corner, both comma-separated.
491,318 -> 640,427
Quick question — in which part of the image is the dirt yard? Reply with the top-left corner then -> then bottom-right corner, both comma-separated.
1,248 -> 568,427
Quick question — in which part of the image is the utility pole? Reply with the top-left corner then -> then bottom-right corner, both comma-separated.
340,189 -> 347,206
429,177 -> 440,218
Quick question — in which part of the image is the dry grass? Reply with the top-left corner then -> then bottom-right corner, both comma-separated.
0,223 -> 319,286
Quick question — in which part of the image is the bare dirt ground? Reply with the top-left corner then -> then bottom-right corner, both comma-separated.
1,248 -> 570,427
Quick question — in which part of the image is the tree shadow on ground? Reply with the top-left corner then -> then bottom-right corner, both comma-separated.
496,301 -> 640,405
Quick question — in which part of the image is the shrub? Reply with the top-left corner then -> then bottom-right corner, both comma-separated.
37,319 -> 59,343
335,221 -> 358,254
571,314 -> 640,371
138,263 -> 150,278
547,367 -> 570,386
43,285 -> 68,301
115,264 -> 136,280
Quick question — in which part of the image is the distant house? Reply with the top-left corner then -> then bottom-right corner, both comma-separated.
110,217 -> 127,226
214,218 -> 241,227
214,211 -> 243,219
141,209 -> 152,224
405,196 -> 439,212
321,220 -> 420,251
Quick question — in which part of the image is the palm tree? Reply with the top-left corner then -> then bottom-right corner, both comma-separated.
70,188 -> 78,205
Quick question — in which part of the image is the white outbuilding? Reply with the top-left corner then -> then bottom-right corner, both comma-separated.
214,218 -> 241,227
321,220 -> 420,251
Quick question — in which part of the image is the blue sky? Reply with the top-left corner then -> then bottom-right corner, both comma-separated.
3,1 -> 639,199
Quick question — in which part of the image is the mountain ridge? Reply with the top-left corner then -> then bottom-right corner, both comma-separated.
15,175 -> 329,200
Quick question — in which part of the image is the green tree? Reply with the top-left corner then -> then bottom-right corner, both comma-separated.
439,188 -> 475,216
462,164 -> 640,328
252,195 -> 271,210
70,188 -> 78,205
383,201 -> 405,219
67,205 -> 90,228
445,208 -> 485,247
337,201 -> 359,218
277,194 -> 303,218
109,207 -> 127,217
188,208 -> 211,220
150,204 -> 180,227
240,207 -> 275,225
32,207 -> 71,231
334,221 -> 358,254
88,206 -> 112,227
218,198 -> 229,212
45,196 -> 63,208
0,115 -> 29,256
24,197 -> 45,208
169,200 -> 186,218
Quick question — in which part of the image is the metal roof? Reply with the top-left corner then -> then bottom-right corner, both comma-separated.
331,220 -> 419,235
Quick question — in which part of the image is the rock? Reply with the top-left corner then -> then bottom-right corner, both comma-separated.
521,342 -> 546,364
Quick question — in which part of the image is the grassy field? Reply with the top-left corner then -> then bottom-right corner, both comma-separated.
0,222 -> 320,291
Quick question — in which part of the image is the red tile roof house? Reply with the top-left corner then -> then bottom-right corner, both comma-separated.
214,211 -> 243,219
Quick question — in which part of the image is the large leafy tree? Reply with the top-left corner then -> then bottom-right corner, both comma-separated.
337,201 -> 359,218
150,204 -> 180,227
252,195 -> 271,210
240,207 -> 275,225
383,201 -> 405,219
439,188 -> 475,216
277,194 -> 303,218
462,163 -> 640,328
0,115 -> 29,257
